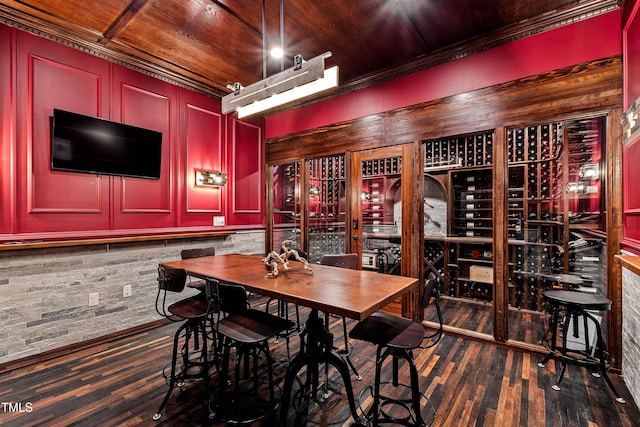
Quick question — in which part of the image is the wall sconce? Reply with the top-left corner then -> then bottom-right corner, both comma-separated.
579,163 -> 599,180
566,181 -> 586,194
566,181 -> 599,194
195,170 -> 227,187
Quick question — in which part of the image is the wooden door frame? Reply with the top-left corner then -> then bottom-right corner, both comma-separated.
350,142 -> 423,320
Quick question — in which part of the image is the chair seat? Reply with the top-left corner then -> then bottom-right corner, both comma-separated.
217,309 -> 294,344
168,295 -> 212,319
350,312 -> 424,349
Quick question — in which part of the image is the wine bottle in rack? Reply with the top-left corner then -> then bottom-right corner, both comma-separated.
475,135 -> 484,166
434,143 -> 441,165
450,141 -> 457,164
457,140 -> 465,166
528,130 -> 537,160
464,211 -> 483,219
441,140 -> 448,164
485,143 -> 493,164
507,130 -> 515,162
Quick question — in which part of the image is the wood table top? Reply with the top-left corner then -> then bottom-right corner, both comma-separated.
160,253 -> 418,320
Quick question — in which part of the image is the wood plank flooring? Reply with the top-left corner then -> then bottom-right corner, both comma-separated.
1,295 -> 639,426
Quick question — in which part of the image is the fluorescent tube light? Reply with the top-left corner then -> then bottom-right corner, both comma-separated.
236,66 -> 338,118
222,52 -> 338,117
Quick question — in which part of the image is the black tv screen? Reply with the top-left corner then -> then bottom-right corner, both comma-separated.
51,109 -> 162,180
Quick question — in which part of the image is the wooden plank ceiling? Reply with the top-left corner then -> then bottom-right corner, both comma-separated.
0,0 -> 621,107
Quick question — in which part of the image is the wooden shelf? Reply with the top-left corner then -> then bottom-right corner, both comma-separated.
0,229 -> 237,251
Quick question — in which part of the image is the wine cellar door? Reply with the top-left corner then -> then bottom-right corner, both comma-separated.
352,147 -> 404,278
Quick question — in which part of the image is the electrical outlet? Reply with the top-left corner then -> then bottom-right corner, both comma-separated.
123,284 -> 132,298
88,292 -> 99,306
213,216 -> 225,226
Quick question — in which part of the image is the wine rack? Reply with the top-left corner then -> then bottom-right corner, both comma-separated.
566,117 -> 604,227
568,231 -> 606,294
362,177 -> 387,226
425,131 -> 493,169
272,161 -> 301,250
361,156 -> 401,228
431,117 -> 605,311
424,240 -> 446,282
447,240 -> 493,300
361,156 -> 402,274
451,168 -> 493,238
362,157 -> 402,177
507,122 -> 566,311
308,154 -> 347,263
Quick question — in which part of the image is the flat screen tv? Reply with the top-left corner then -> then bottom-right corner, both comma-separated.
51,109 -> 162,180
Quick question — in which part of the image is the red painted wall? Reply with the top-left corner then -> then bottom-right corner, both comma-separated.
266,10 -> 622,139
0,25 -> 15,235
227,117 -> 264,226
624,0 -> 640,109
0,25 -> 264,241
623,1 -> 640,246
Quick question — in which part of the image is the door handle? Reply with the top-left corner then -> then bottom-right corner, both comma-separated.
352,235 -> 359,240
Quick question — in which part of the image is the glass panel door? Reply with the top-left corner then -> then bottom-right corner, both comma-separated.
307,154 -> 347,264
360,156 -> 403,275
271,161 -> 301,251
422,132 -> 495,338
506,116 -> 608,346
506,123 -> 565,345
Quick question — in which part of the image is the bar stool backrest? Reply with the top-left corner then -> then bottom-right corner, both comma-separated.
422,272 -> 439,309
181,246 -> 215,259
155,267 -> 187,319
217,283 -> 250,315
320,253 -> 357,270
157,267 -> 187,293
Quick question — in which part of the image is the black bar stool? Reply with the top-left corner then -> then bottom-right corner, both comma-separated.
153,267 -> 218,421
350,312 -> 435,426
538,289 -> 625,404
180,246 -> 215,292
212,282 -> 295,424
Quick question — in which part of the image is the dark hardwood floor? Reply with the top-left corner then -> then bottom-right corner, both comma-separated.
1,295 -> 639,426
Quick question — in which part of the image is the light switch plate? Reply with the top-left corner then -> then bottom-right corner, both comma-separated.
89,292 -> 99,306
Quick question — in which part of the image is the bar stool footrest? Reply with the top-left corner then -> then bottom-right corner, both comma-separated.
356,383 -> 435,427
210,383 -> 281,424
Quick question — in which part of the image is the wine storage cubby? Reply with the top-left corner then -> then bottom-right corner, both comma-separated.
451,168 -> 493,238
447,240 -> 493,301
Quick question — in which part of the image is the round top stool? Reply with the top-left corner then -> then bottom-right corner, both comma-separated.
350,312 -> 425,349
538,290 -> 625,404
543,290 -> 611,311
350,312 -> 435,426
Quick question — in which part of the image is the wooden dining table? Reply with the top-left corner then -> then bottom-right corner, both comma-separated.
159,253 -> 419,424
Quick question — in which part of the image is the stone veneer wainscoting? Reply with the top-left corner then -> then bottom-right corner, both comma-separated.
622,260 -> 640,410
0,230 -> 264,364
